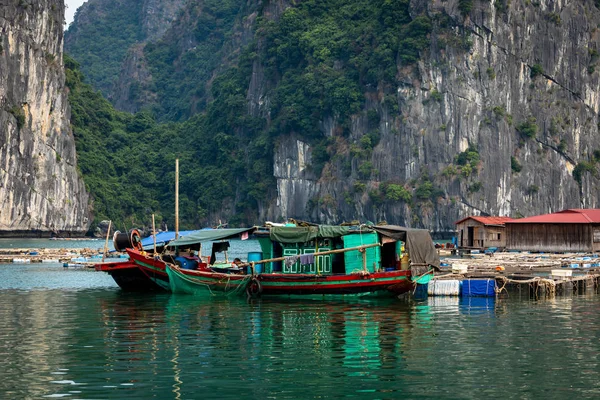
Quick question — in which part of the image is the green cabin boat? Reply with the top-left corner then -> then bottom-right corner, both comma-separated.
164,224 -> 440,298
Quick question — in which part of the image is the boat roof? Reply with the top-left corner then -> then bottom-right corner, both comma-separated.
167,227 -> 256,247
268,225 -> 350,243
269,224 -> 440,270
140,230 -> 199,249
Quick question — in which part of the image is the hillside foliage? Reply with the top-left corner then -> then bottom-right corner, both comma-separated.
65,0 -> 145,98
66,54 -> 264,232
67,0 -> 436,229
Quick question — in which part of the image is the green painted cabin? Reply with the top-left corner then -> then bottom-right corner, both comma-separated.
257,229 -> 404,275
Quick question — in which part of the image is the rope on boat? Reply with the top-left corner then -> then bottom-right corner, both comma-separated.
172,265 -> 254,297
411,269 -> 433,284
171,266 -> 218,295
225,275 -> 252,297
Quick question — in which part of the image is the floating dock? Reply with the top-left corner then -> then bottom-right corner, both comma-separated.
0,248 -> 126,266
433,251 -> 600,298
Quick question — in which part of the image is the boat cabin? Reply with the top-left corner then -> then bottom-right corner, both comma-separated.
165,227 -> 256,271
255,224 -> 439,276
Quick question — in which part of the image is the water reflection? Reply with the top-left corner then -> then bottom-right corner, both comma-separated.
1,289 -> 600,399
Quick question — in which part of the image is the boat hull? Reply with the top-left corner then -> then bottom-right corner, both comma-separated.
128,249 -> 416,297
167,264 -> 413,297
95,261 -> 167,292
258,271 -> 413,296
126,249 -> 170,291
167,265 -> 249,295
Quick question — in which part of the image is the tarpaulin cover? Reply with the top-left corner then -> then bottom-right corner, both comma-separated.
428,280 -> 461,296
140,230 -> 197,249
269,225 -> 350,244
370,225 -> 440,270
167,228 -> 255,247
461,279 -> 496,297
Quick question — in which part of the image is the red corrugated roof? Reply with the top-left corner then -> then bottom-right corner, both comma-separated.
506,209 -> 600,224
455,216 -> 514,226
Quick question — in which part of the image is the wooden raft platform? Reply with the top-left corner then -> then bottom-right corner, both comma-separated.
0,247 -> 120,265
434,251 -> 600,298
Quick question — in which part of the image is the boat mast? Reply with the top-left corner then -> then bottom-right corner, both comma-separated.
175,159 -> 179,239
102,220 -> 111,262
152,214 -> 157,254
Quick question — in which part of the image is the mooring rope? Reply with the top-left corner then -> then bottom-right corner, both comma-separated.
226,275 -> 252,297
495,276 -> 556,297
170,266 -> 218,295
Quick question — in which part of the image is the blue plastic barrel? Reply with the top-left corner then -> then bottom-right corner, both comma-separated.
175,256 -> 198,270
247,252 -> 263,274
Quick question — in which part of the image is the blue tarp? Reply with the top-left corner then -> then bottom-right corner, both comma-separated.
140,230 -> 204,249
461,279 -> 496,297
167,227 -> 255,247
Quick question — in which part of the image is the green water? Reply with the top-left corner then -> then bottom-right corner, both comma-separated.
1,243 -> 600,398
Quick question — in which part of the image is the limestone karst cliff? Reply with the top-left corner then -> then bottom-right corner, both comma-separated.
0,0 -> 89,235
256,0 -> 600,233
64,0 -> 187,113
64,0 -> 600,233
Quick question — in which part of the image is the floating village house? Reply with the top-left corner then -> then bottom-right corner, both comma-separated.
455,216 -> 514,250
505,209 -> 600,252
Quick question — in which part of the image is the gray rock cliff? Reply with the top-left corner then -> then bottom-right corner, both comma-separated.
111,0 -> 187,112
254,0 -> 600,233
112,0 -> 257,115
65,0 -> 187,111
63,0 -> 600,233
0,0 -> 90,235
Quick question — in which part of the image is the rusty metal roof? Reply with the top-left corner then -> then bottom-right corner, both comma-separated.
506,209 -> 600,224
455,216 -> 514,226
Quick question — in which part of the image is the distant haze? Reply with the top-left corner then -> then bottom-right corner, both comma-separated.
65,0 -> 87,27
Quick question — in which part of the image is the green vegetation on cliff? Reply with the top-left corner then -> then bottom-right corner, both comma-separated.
67,0 -> 436,229
261,0 -> 430,138
66,53 -> 266,231
144,0 -> 244,121
65,0 -> 145,97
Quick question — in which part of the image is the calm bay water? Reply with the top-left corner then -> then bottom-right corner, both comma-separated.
1,241 -> 600,398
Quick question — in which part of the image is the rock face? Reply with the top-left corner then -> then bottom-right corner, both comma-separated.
140,0 -> 187,41
0,0 -> 90,235
111,0 -> 188,112
257,0 -> 600,233
65,0 -> 600,233
65,0 -> 187,112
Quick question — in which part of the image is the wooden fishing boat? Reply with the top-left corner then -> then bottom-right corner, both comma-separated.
94,260 -> 166,292
166,263 -> 414,297
125,250 -> 171,291
164,224 -> 440,298
95,228 -> 179,292
125,227 -> 257,291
